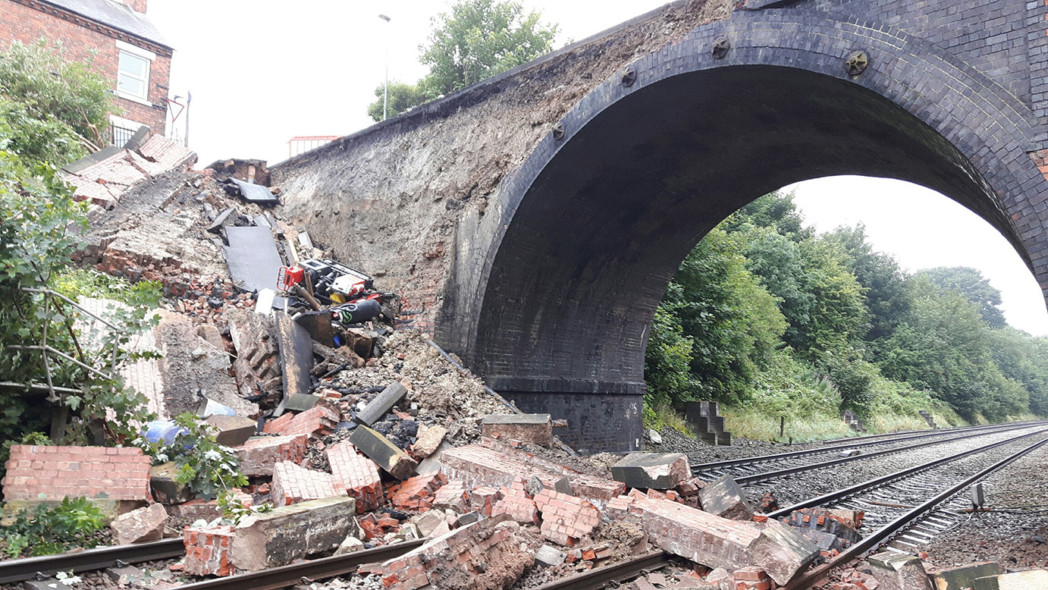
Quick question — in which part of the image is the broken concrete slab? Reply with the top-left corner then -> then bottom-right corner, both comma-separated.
205,414 -> 257,447
535,544 -> 567,567
411,424 -> 447,460
930,563 -> 1005,590
110,503 -> 168,545
749,520 -> 821,585
227,177 -> 279,205
699,475 -> 753,520
231,497 -> 357,571
223,225 -> 284,295
354,381 -> 409,426
350,424 -> 418,480
206,207 -> 236,233
282,393 -> 322,413
974,570 -> 1048,590
611,452 -> 691,490
481,413 -> 553,446
275,313 -> 314,413
868,551 -> 934,590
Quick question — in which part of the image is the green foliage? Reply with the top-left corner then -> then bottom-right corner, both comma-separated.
367,81 -> 436,122
0,40 -> 114,151
0,97 -> 85,167
420,0 -> 558,95
919,267 -> 1006,329
135,414 -> 250,521
663,227 -> 786,403
1,496 -> 107,558
643,306 -> 695,407
988,328 -> 1048,416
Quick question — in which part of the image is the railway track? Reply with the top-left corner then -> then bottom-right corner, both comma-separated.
691,421 -> 1045,483
4,424 -> 1043,589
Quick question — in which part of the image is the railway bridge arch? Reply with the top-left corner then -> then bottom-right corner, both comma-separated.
274,0 -> 1048,452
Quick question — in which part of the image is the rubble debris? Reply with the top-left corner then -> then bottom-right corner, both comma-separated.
480,413 -> 553,446
155,310 -> 258,418
493,478 -> 540,525
929,562 -> 1004,590
222,225 -> 285,296
150,462 -> 193,504
416,440 -> 453,475
335,536 -> 365,555
368,514 -> 533,590
434,480 -> 470,513
166,498 -> 222,522
611,452 -> 691,490
326,441 -> 385,513
354,381 -> 409,427
351,424 -> 419,480
233,434 -> 308,477
62,135 -> 196,210
733,566 -> 774,590
110,503 -> 169,545
783,508 -> 863,545
231,496 -> 358,571
271,461 -> 347,505
184,524 -> 235,577
390,473 -> 446,511
2,445 -> 151,520
699,475 -> 753,520
205,414 -> 258,447
535,544 -> 567,567
868,551 -> 934,590
207,158 -> 270,185
207,206 -> 237,233
227,308 -> 283,405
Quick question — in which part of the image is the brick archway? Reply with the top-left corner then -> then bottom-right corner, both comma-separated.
439,12 -> 1048,452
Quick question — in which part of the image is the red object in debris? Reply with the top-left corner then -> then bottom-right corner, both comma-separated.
277,266 -> 305,291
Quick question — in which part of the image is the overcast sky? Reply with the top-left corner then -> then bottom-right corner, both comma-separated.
147,0 -> 1048,336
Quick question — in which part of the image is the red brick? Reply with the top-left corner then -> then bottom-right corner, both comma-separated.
270,461 -> 346,506
263,404 -> 339,439
1,445 -> 149,502
533,488 -> 601,546
234,435 -> 307,477
326,441 -> 384,513
390,473 -> 445,511
183,524 -> 234,577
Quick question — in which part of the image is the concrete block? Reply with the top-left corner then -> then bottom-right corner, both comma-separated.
975,570 -> 1048,590
611,452 -> 691,490
481,413 -> 553,446
205,414 -> 257,447
931,562 -> 1004,590
110,503 -> 168,545
282,393 -> 322,413
411,424 -> 447,459
231,496 -> 357,571
868,551 -> 935,590
535,544 -> 566,567
749,520 -> 820,585
350,424 -> 418,480
699,475 -> 753,520
150,462 -> 193,504
354,381 -> 408,426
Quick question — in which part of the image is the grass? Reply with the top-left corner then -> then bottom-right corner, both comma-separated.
720,405 -> 852,442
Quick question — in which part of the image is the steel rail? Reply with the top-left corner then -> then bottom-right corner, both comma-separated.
530,551 -> 672,590
766,426 -> 1048,519
783,434 -> 1048,589
175,539 -> 425,590
0,538 -> 185,584
691,421 -> 1042,474
817,419 -> 1042,446
732,423 -> 1047,485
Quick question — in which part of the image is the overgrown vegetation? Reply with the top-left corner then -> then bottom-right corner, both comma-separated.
367,0 -> 558,120
1,496 -> 108,558
646,192 -> 1048,438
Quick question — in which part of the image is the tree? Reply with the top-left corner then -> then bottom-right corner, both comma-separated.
0,41 -> 113,152
420,0 -> 558,96
367,81 -> 434,122
919,267 -> 1006,329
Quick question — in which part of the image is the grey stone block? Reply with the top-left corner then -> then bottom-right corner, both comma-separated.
350,424 -> 417,480
699,475 -> 753,521
354,382 -> 408,427
205,414 -> 257,447
231,497 -> 357,571
611,452 -> 690,490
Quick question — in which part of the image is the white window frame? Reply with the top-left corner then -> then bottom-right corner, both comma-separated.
115,40 -> 155,104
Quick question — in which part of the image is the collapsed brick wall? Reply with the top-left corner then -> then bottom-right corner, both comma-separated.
2,445 -> 151,502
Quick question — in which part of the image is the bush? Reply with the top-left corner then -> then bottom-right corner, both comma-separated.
1,496 -> 107,558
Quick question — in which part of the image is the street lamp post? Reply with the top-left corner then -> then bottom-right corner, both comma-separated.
379,14 -> 391,121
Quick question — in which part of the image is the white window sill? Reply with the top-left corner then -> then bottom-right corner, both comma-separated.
115,91 -> 153,107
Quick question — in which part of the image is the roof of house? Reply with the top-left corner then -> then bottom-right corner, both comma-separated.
41,0 -> 170,49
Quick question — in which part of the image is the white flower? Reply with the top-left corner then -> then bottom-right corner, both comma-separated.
56,571 -> 81,585
203,450 -> 222,462
155,453 -> 169,463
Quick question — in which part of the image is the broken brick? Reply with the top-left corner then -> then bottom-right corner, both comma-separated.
534,488 -> 601,546
433,479 -> 469,513
263,402 -> 339,439
325,441 -> 384,513
183,524 -> 235,577
390,473 -> 446,511
270,461 -> 346,506
469,486 -> 503,517
234,434 -> 307,477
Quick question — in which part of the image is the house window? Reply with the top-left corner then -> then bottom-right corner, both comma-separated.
117,50 -> 150,100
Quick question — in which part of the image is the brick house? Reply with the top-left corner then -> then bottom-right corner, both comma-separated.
0,0 -> 173,144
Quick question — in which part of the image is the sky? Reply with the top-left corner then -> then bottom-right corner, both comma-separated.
146,0 -> 1048,336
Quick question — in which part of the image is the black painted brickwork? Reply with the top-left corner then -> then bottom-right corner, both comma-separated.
500,391 -> 644,454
